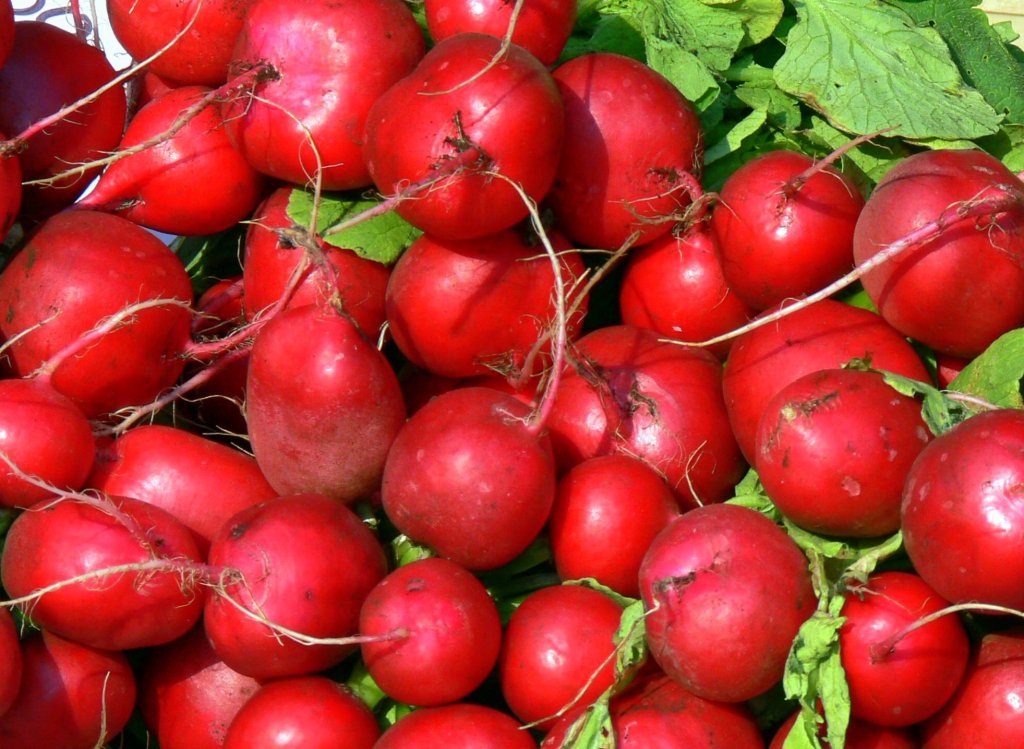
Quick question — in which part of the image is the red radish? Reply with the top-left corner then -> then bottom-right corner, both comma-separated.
548,454 -> 680,597
755,367 -> 932,538
840,571 -> 970,727
242,186 -> 390,335
222,0 -> 425,190
0,608 -> 20,717
133,70 -> 181,110
381,386 -> 557,570
0,210 -> 194,420
769,709 -> 919,749
374,703 -> 537,749
0,21 -> 127,218
0,629 -> 136,749
639,503 -> 816,703
711,149 -> 864,310
922,628 -> 1024,748
224,676 -> 380,749
385,227 -> 586,378
499,583 -> 624,730
359,557 -> 502,707
0,0 -> 11,69
619,222 -> 754,359
203,493 -> 388,680
107,0 -> 256,85
138,624 -> 261,749
78,85 -> 266,236
0,377 -> 95,510
935,353 -> 969,389
424,0 -> 577,65
549,52 -> 703,250
189,276 -> 250,433
87,423 -> 278,554
0,130 -> 20,237
547,325 -> 746,508
722,298 -> 930,462
363,32 -> 565,240
245,303 -> 406,503
1,494 -> 205,650
853,148 -> 1024,357
901,408 -> 1024,610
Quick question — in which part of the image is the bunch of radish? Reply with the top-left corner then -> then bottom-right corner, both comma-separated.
0,0 -> 1022,747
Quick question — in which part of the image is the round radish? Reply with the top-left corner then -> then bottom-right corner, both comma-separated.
359,557 -> 502,707
0,608 -> 20,717
639,503 -> 816,703
374,703 -> 537,749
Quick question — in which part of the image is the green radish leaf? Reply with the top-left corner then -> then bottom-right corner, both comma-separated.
703,107 -> 768,165
782,521 -> 902,569
841,531 -> 904,587
390,534 -> 435,567
701,0 -> 786,47
727,467 -> 782,521
783,711 -> 823,749
949,328 -> 1024,409
567,578 -> 639,610
345,660 -> 389,711
171,226 -> 245,295
872,369 -> 971,436
613,598 -> 649,675
774,0 -> 1002,140
549,693 -> 616,749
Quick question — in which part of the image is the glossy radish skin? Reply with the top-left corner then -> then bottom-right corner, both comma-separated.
107,0 -> 256,85
755,368 -> 932,538
769,709 -> 919,749
711,149 -> 864,310
424,0 -> 577,65
0,211 -> 194,419
548,454 -> 680,597
385,228 -> 587,378
0,378 -> 95,509
723,298 -> 930,462
242,186 -> 390,335
853,148 -> 1024,357
139,624 -> 261,749
840,571 -> 969,727
223,0 -> 425,190
499,584 -> 624,730
224,677 -> 380,749
0,608 -> 20,717
364,33 -> 565,240
375,703 -> 537,749
245,304 -> 406,503
359,557 -> 502,706
0,129 -> 20,237
0,22 -> 127,218
382,386 -> 556,571
0,630 -> 136,749
204,494 -> 388,680
901,408 -> 1024,609
549,52 -> 703,250
1,495 -> 205,650
79,85 -> 266,236
619,223 -> 753,359
639,503 -> 816,703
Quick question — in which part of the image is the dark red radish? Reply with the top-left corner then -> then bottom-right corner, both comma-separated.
755,367 -> 932,538
0,377 -> 95,510
547,325 -> 746,508
0,130 -> 20,238
359,557 -> 502,707
1,494 -> 205,650
0,210 -> 194,420
78,85 -> 266,236
639,503 -> 816,703
619,223 -> 753,359
499,583 -> 624,730
87,424 -> 277,554
840,572 -> 969,727
189,276 -> 250,433
364,32 -> 564,240
769,709 -> 919,749
381,386 -> 556,571
901,408 -> 1024,610
245,303 -> 405,503
922,628 -> 1024,748
0,21 -> 127,218
424,0 -> 577,65
204,493 -> 388,680
134,70 -> 181,110
0,608 -> 20,717
549,52 -> 703,250
222,0 -> 424,190
548,454 -> 679,597
853,148 -> 1024,358
386,227 -> 586,378
242,186 -> 390,335
722,298 -> 931,462
0,630 -> 136,749
374,703 -> 537,749
224,676 -> 379,749
107,0 -> 256,85
0,0 -> 11,70
935,353 -> 969,389
398,365 -> 463,415
711,149 -> 864,310
139,624 -> 261,749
